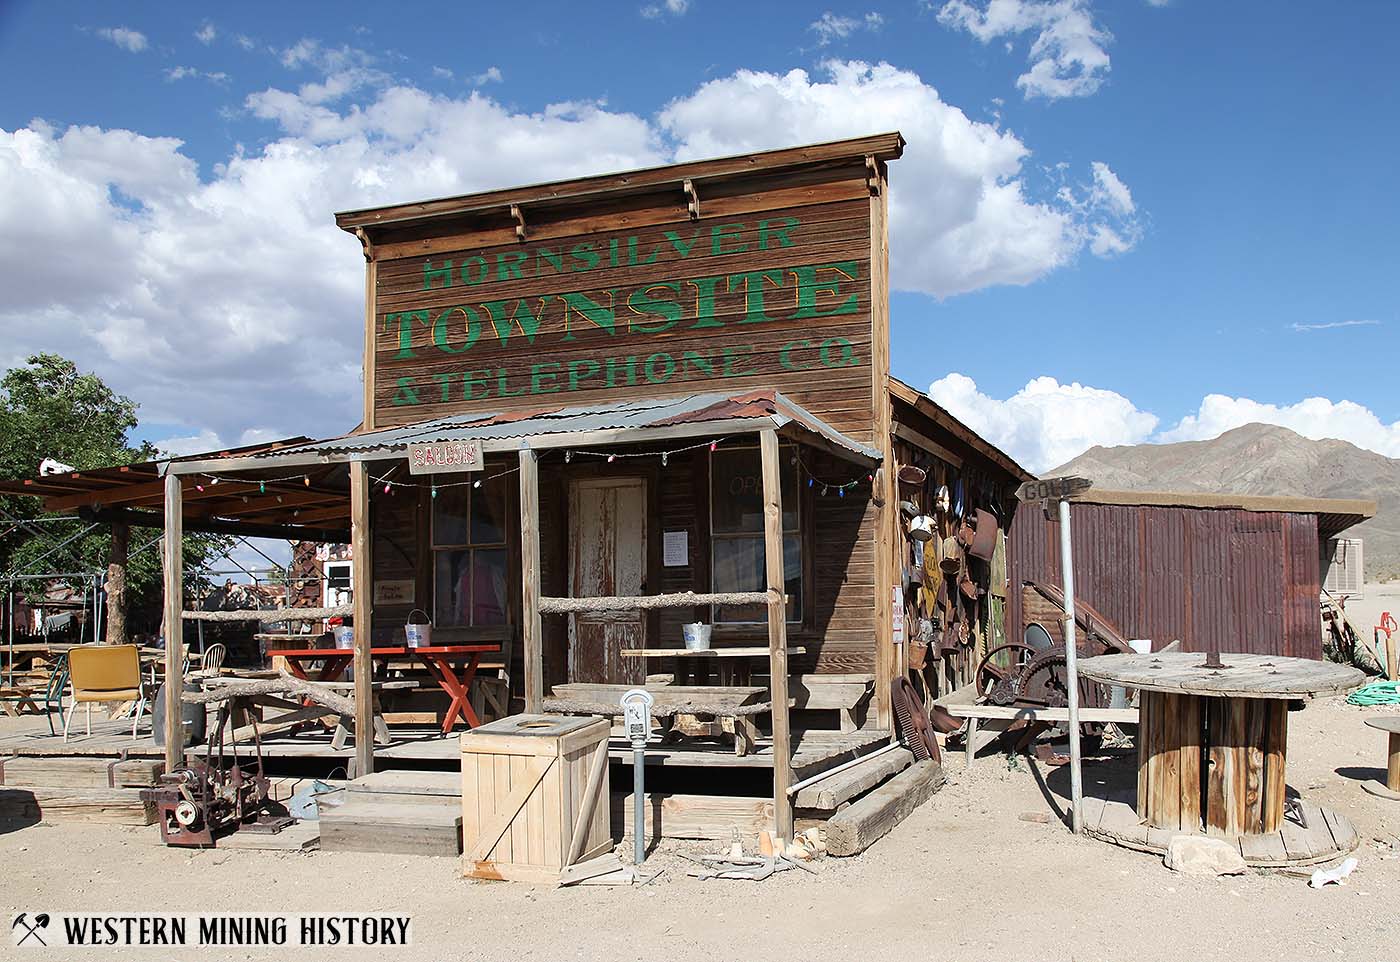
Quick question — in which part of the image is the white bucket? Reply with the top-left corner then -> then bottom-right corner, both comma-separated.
683,623 -> 712,651
333,626 -> 354,650
1128,639 -> 1153,655
405,609 -> 433,649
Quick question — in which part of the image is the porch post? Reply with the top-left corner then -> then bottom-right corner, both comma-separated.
518,446 -> 544,713
760,429 -> 794,841
161,473 -> 183,771
349,460 -> 374,777
105,522 -> 128,645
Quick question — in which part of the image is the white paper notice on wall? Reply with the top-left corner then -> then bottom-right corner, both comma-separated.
662,530 -> 689,567
892,585 -> 905,645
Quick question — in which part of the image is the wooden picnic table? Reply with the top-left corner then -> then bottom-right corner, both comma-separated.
266,644 -> 500,734
620,646 -> 807,686
1079,651 -> 1363,837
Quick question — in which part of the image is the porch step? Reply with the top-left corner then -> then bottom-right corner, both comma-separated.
793,746 -> 914,813
822,759 -> 945,857
319,801 -> 462,856
346,769 -> 460,798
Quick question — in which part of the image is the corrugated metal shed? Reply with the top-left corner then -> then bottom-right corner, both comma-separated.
1007,490 -> 1376,660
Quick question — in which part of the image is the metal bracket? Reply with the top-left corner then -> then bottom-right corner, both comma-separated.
684,178 -> 700,220
511,204 -> 527,242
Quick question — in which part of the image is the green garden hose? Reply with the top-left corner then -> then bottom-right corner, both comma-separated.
1347,681 -> 1400,706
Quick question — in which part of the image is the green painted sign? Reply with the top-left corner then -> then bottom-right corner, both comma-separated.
377,215 -> 868,407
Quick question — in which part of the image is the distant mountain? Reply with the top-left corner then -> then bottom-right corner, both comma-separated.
1050,423 -> 1399,580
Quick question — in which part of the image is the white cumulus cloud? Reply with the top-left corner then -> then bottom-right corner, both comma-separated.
0,56 -> 1139,450
937,0 -> 1112,99
1159,395 -> 1400,457
97,26 -> 149,53
929,372 -> 1158,472
929,373 -> 1400,472
809,12 -> 884,46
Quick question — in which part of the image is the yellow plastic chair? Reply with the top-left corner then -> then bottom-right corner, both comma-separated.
64,644 -> 146,741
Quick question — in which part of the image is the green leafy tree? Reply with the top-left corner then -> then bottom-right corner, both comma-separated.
0,354 -> 228,634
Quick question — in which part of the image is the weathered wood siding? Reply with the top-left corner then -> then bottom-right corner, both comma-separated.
369,185 -> 876,442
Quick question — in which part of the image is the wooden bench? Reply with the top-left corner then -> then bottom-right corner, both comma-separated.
546,683 -> 768,756
932,700 -> 1140,767
789,674 -> 874,733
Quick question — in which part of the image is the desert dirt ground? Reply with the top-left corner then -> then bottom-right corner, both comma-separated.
1,696 -> 1397,962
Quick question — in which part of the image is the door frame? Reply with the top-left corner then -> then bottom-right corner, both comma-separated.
566,474 -> 650,683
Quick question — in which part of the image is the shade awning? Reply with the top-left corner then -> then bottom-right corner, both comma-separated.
169,390 -> 884,475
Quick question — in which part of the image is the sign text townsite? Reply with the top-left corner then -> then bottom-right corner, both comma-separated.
378,216 -> 866,407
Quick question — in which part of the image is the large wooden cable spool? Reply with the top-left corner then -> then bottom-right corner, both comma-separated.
892,675 -> 940,762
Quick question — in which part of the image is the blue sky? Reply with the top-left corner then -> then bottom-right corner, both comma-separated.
0,0 -> 1396,473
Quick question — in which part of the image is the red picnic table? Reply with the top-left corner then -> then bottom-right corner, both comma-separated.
266,644 -> 500,735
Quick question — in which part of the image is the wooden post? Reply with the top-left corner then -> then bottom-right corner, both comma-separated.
760,430 -> 794,841
869,157 -> 895,733
349,460 -> 374,778
1386,630 -> 1398,683
519,446 -> 544,713
161,473 -> 184,772
105,522 -> 128,645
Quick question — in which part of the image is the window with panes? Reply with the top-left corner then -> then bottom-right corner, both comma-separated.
709,444 -> 802,624
431,475 -> 509,628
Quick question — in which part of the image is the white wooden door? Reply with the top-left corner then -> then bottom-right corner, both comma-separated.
568,477 -> 647,685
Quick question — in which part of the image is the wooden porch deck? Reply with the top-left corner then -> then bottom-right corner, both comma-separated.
0,714 -> 889,780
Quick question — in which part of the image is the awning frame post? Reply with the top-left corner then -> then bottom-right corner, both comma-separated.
162,473 -> 184,771
760,429 -> 794,842
519,445 -> 544,713
349,460 -> 374,777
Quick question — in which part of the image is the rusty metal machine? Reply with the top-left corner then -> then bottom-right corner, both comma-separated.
142,699 -> 290,847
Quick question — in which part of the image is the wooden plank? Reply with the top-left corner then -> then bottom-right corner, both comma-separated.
519,448 -> 544,713
935,704 -> 1139,723
612,792 -> 776,840
319,802 -> 462,856
1156,693 -> 1181,830
1178,694 -> 1202,832
0,786 -> 156,825
218,820 -> 320,851
362,255 -> 377,430
1239,830 -> 1289,864
823,759 -> 944,857
760,429 -> 794,842
349,460 -> 374,778
162,471 -> 184,772
870,162 -> 896,729
0,757 -> 163,789
793,746 -> 913,811
1243,699 -> 1267,834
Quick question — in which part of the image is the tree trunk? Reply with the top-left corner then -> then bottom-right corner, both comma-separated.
105,522 -> 128,645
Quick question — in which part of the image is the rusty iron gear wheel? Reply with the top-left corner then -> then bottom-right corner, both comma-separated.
977,642 -> 1036,704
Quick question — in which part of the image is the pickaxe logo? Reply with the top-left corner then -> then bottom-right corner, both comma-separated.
12,913 -> 50,946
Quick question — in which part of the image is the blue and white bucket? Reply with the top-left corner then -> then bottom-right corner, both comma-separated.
405,609 -> 433,649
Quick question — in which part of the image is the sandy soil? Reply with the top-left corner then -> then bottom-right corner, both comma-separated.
2,697 -> 1397,962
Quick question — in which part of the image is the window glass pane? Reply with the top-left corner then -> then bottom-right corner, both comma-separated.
432,486 -> 470,546
434,550 -> 470,626
472,548 -> 508,625
471,476 -> 508,545
711,450 -> 764,534
711,535 -> 801,623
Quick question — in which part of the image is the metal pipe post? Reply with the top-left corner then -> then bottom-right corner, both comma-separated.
1059,497 -> 1084,835
633,748 -> 646,865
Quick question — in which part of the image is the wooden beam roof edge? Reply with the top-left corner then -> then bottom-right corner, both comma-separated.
335,131 -> 905,234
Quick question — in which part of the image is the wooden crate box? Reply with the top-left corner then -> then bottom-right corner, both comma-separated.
461,714 -> 612,882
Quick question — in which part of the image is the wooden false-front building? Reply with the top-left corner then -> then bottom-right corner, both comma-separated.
148,133 -> 1030,840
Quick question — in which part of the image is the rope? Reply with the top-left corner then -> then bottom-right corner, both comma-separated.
1347,681 -> 1400,706
538,590 -> 774,614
